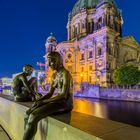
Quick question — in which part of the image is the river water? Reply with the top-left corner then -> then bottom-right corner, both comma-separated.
73,97 -> 140,127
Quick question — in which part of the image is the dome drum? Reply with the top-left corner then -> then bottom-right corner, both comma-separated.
70,0 -> 117,19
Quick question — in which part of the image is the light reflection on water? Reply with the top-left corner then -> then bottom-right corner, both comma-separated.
73,98 -> 108,118
73,97 -> 140,127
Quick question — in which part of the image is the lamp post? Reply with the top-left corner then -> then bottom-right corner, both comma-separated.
80,73 -> 83,83
97,77 -> 100,84
37,62 -> 45,71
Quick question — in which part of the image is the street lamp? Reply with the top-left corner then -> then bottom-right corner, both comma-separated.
97,77 -> 100,84
80,73 -> 83,83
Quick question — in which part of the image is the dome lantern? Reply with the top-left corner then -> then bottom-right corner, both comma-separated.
45,33 -> 57,53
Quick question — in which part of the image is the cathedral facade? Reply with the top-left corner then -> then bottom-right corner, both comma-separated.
45,0 -> 140,90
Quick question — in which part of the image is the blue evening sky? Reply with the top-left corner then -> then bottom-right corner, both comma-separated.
0,0 -> 139,77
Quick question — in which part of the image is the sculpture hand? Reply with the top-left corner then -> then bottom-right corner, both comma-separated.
35,93 -> 42,100
32,100 -> 43,108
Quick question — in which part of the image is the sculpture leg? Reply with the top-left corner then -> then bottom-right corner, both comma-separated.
23,101 -> 70,140
24,107 -> 38,130
29,77 -> 43,100
24,109 -> 32,130
13,88 -> 33,102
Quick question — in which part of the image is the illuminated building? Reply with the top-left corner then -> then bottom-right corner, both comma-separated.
0,77 -> 12,87
45,0 -> 140,90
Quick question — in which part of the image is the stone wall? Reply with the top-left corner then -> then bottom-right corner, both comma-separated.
75,85 -> 140,102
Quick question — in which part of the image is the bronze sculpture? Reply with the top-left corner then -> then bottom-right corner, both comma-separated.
23,52 -> 73,140
12,64 -> 38,102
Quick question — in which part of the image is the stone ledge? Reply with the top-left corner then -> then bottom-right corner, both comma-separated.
0,94 -> 140,140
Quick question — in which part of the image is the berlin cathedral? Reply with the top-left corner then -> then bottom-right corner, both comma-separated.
44,0 -> 140,90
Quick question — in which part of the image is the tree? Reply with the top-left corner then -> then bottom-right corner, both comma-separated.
113,65 -> 140,86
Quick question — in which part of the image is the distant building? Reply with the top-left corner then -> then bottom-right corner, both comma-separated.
0,79 -> 2,86
0,77 -> 12,87
44,0 -> 140,90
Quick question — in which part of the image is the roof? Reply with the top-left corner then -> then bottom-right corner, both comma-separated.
70,0 -> 117,18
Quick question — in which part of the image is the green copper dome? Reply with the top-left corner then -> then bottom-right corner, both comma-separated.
71,0 -> 117,17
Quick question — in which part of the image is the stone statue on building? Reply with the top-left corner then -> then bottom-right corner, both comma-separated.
12,64 -> 40,102
23,52 -> 73,140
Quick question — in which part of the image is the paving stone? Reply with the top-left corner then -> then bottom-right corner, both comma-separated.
0,131 -> 11,140
100,125 -> 140,140
52,111 -> 128,137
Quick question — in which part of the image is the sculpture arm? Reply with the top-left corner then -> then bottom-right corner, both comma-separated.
38,86 -> 55,101
37,75 -> 56,101
32,77 -> 55,107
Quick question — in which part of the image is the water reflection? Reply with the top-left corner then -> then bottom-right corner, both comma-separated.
73,97 -> 140,127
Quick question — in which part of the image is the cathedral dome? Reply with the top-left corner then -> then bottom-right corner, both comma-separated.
71,0 -> 117,17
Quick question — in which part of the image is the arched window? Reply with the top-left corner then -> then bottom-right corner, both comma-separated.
78,23 -> 80,34
82,23 -> 85,28
89,51 -> 93,58
98,48 -> 102,56
81,53 -> 85,60
109,15 -> 114,29
68,65 -> 73,73
89,76 -> 92,83
73,26 -> 78,38
98,17 -> 102,29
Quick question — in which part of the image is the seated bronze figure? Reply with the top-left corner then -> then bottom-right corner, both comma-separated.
12,64 -> 38,102
23,52 -> 73,140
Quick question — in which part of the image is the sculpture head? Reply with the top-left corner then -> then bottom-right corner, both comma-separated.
23,64 -> 33,76
47,52 -> 63,70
